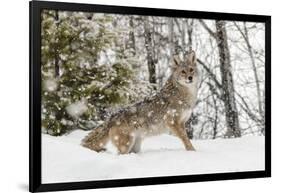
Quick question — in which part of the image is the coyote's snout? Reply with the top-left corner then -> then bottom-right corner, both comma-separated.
82,50 -> 199,154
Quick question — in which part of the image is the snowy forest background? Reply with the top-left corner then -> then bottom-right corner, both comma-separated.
41,10 -> 265,140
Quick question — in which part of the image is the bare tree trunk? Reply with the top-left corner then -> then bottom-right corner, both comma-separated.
54,10 -> 60,77
168,18 -> 175,58
243,22 -> 264,130
181,19 -> 186,51
212,92 -> 218,139
127,16 -> 136,57
234,22 -> 264,133
199,20 -> 241,137
187,19 -> 194,50
215,20 -> 241,138
144,17 -> 156,85
53,10 -> 61,122
185,19 -> 195,139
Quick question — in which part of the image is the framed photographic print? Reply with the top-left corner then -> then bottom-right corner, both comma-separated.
29,0 -> 271,192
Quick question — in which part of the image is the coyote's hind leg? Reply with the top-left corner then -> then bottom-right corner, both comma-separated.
110,127 -> 136,154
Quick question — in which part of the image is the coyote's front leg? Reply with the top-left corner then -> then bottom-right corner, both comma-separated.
168,121 -> 195,151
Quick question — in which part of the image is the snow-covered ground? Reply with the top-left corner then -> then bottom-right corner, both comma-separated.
42,130 -> 265,183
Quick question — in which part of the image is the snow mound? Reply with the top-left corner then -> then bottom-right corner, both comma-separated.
42,130 -> 265,183
66,99 -> 88,118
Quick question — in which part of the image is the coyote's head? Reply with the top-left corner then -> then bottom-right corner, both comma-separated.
172,50 -> 199,86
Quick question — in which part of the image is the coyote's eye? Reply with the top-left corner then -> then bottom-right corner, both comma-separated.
181,70 -> 186,74
189,68 -> 194,73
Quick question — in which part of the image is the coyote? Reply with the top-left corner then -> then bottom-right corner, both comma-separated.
82,50 -> 199,154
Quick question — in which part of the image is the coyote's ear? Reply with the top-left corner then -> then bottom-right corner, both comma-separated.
187,50 -> 197,65
173,54 -> 181,69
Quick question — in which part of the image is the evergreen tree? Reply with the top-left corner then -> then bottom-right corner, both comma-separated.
41,10 -> 140,135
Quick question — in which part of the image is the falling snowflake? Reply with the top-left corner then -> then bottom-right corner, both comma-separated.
44,78 -> 58,92
148,111 -> 154,117
99,95 -> 105,100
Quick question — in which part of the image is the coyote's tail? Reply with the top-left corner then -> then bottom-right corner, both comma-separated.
81,125 -> 110,152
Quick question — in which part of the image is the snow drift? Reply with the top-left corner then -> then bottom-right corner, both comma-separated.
42,130 -> 264,183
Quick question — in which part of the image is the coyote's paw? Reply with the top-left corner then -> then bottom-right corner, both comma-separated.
186,146 -> 196,151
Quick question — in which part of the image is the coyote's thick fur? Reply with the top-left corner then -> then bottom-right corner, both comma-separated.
82,50 -> 199,154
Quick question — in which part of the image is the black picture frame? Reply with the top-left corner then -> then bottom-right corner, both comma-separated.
29,1 -> 271,192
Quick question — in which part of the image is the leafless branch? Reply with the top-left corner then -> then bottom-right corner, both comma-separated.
199,19 -> 217,39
